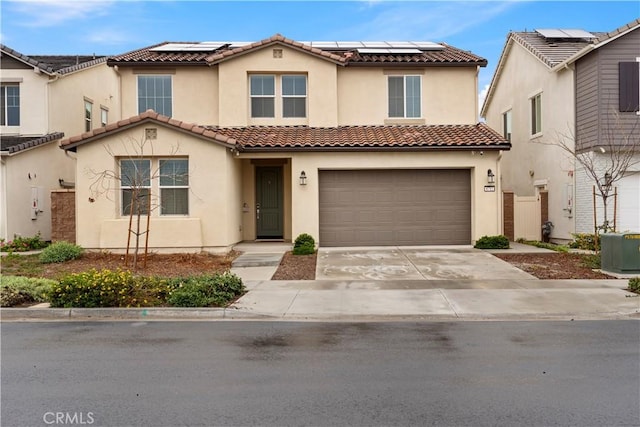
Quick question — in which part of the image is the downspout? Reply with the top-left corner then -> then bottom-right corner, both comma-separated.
496,151 -> 503,235
113,65 -> 122,120
0,155 -> 7,239
45,72 -> 60,133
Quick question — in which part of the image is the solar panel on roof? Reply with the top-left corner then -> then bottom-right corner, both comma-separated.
357,48 -> 422,54
150,43 -> 225,52
536,29 -> 596,39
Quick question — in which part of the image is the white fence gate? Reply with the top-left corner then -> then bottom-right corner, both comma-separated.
514,195 -> 541,241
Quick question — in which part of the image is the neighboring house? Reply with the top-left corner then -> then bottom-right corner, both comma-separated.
482,19 -> 640,242
0,45 -> 120,241
61,34 -> 509,252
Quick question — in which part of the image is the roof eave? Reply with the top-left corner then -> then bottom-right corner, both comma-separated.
348,61 -> 487,68
239,144 -> 510,152
107,59 -> 209,67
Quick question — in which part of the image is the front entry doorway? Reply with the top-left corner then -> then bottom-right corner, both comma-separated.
256,166 -> 284,239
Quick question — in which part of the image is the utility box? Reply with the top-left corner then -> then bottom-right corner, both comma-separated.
600,233 -> 640,274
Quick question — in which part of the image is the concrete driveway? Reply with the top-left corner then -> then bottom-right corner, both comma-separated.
316,247 -> 537,280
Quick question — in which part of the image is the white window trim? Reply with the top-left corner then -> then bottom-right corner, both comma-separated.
502,108 -> 512,142
136,75 -> 174,116
281,74 -> 307,119
387,75 -> 422,119
1,83 -> 20,128
250,74 -> 276,118
529,92 -> 543,138
100,106 -> 108,127
84,98 -> 93,132
119,158 -> 190,217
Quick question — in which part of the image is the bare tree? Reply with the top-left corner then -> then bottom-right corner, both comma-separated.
551,108 -> 639,237
86,133 -> 182,269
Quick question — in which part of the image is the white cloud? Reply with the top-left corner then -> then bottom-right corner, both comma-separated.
350,1 -> 517,40
7,0 -> 115,27
87,28 -> 136,46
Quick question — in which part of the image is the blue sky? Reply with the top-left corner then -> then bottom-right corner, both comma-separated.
2,0 -> 639,103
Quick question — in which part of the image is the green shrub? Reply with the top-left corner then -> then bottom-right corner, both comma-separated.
293,233 -> 316,255
0,276 -> 56,306
48,269 -> 171,308
39,241 -> 84,263
0,287 -> 31,307
48,269 -> 244,308
628,278 -> 640,293
519,240 -> 569,252
581,254 -> 601,269
474,235 -> 510,249
167,272 -> 245,307
569,233 -> 599,251
0,233 -> 48,252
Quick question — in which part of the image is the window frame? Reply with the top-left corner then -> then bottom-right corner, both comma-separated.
281,74 -> 307,118
250,74 -> 276,118
1,83 -> 20,126
84,99 -> 93,132
137,75 -> 173,117
388,75 -> 422,119
530,93 -> 542,136
100,106 -> 108,127
159,158 -> 189,216
119,158 -> 190,217
502,109 -> 512,142
618,60 -> 640,113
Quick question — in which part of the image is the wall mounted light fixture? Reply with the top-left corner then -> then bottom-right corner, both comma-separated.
487,169 -> 495,184
299,171 -> 307,186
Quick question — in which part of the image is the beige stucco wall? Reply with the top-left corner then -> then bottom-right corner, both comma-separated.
0,68 -> 49,136
483,41 -> 576,241
74,124 -> 239,252
337,66 -> 478,125
119,66 -> 219,125
218,45 -> 338,127
0,142 -> 75,241
49,63 -> 121,137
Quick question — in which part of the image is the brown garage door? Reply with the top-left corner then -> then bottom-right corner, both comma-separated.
319,169 -> 471,246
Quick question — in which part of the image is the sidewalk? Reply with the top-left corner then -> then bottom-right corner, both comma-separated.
2,243 -> 638,322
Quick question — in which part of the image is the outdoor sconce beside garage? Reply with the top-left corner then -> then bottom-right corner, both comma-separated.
487,169 -> 496,184
299,171 -> 307,185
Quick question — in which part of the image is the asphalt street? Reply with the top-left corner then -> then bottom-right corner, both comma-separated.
2,320 -> 639,427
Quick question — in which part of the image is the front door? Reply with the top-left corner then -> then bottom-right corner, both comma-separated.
256,166 -> 283,239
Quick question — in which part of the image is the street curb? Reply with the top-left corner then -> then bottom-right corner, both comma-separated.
0,307 -> 276,321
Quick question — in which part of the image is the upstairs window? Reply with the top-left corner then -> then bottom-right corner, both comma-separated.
619,61 -> 640,112
282,75 -> 306,118
100,107 -> 108,127
138,75 -> 172,117
388,75 -> 421,118
84,100 -> 93,132
530,93 -> 542,135
250,75 -> 275,118
502,109 -> 512,142
1,84 -> 20,126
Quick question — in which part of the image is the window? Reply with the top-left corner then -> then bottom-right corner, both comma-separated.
120,158 -> 189,216
100,107 -> 108,127
84,100 -> 93,132
1,84 -> 20,126
388,75 -> 421,118
250,75 -> 275,118
138,75 -> 172,116
502,110 -> 512,142
619,61 -> 640,112
282,75 -> 306,118
530,93 -> 542,135
159,159 -> 189,215
120,159 -> 151,216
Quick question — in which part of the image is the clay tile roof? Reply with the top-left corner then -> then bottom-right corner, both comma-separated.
108,41 -> 214,66
205,34 -> 346,65
60,110 -> 236,151
1,44 -> 107,75
1,132 -> 65,154
342,43 -> 487,66
212,123 -> 509,151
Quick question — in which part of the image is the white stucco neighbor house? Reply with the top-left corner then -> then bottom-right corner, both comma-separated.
482,19 -> 640,242
61,34 -> 510,253
0,44 -> 120,241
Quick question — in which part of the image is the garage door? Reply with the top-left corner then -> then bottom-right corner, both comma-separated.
617,173 -> 640,232
319,169 -> 471,246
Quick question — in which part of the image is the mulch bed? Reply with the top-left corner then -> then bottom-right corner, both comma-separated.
493,252 -> 612,280
271,251 -> 317,280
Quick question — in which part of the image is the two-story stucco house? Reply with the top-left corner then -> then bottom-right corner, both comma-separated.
482,19 -> 640,242
0,45 -> 120,242
61,34 -> 509,252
